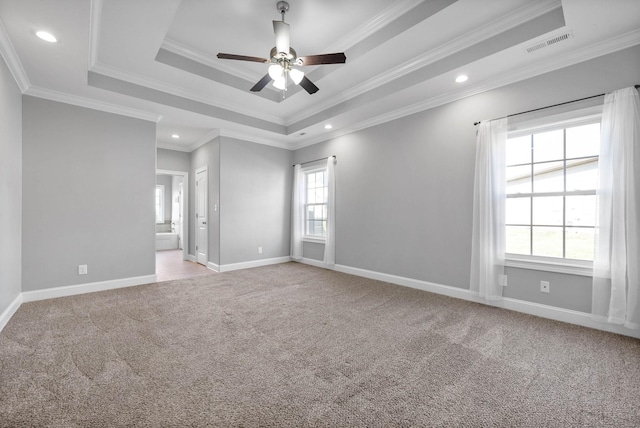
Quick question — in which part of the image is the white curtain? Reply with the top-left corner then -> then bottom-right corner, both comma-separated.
291,164 -> 304,261
592,86 -> 640,329
470,118 -> 508,300
323,156 -> 336,266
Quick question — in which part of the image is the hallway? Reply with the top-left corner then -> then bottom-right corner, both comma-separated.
156,250 -> 214,282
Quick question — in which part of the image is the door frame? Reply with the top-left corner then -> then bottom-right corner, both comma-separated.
157,169 -> 189,261
195,166 -> 208,266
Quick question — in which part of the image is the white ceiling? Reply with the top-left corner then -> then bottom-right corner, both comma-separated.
1,0 -> 639,152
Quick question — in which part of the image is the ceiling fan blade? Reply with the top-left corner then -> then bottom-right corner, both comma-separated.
273,21 -> 290,55
217,53 -> 269,63
299,76 -> 319,94
297,53 -> 346,66
250,74 -> 273,92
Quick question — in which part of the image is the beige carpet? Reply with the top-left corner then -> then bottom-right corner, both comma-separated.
1,263 -> 639,427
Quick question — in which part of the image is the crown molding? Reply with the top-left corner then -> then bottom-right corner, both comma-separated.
323,0 -> 425,53
285,0 -> 562,126
88,0 -> 103,68
0,18 -> 30,92
161,38 -> 263,84
25,86 -> 162,122
90,62 -> 285,125
187,129 -> 221,152
291,27 -> 640,150
157,141 -> 192,152
219,128 -> 294,151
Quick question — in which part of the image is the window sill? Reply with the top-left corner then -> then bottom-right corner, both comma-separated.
505,256 -> 593,277
303,237 -> 326,244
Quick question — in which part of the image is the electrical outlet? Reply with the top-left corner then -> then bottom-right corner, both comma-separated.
540,280 -> 550,293
78,265 -> 88,275
258,246 -> 263,254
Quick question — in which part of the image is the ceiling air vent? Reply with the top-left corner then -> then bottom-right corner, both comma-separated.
525,30 -> 573,54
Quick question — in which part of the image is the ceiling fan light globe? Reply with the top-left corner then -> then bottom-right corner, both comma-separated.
273,76 -> 287,90
290,68 -> 304,85
268,64 -> 283,80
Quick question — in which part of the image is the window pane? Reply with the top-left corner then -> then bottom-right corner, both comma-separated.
533,161 -> 564,193
566,195 -> 596,226
307,173 -> 316,187
506,136 -> 531,166
532,196 -> 563,225
507,165 -> 532,194
532,226 -> 563,258
315,188 -> 325,203
566,157 -> 598,191
506,197 -> 530,225
566,123 -> 600,159
506,226 -> 530,255
533,130 -> 564,163
565,227 -> 595,261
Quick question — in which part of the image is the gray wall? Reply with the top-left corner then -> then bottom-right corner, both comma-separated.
0,54 -> 22,314
22,96 -> 156,291
219,138 -> 292,265
157,148 -> 189,172
293,44 -> 640,313
156,174 -> 172,222
189,138 -> 220,265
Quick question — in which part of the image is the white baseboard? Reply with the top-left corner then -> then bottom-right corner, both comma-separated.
187,254 -> 197,262
300,260 -> 640,340
21,274 -> 157,303
207,262 -> 220,272
299,257 -> 329,269
219,256 -> 291,273
0,293 -> 23,332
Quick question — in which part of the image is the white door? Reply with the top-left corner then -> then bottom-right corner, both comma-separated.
196,167 -> 208,266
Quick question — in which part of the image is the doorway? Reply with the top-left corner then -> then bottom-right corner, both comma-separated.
156,169 -> 188,261
195,166 -> 208,266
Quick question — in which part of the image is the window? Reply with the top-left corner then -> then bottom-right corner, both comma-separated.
155,185 -> 164,224
505,119 -> 600,267
304,168 -> 328,240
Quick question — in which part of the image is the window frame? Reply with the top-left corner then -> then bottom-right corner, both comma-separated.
302,165 -> 328,243
504,106 -> 602,276
155,184 -> 165,224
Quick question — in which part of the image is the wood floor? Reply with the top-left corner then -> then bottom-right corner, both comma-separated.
156,249 -> 214,282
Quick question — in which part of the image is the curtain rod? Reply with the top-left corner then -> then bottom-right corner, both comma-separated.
473,84 -> 640,126
292,155 -> 336,167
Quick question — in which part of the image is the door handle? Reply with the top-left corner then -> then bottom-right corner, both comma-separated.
203,222 -> 206,224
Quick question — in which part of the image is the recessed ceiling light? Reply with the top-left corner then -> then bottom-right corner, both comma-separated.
36,31 -> 57,43
171,134 -> 180,139
324,124 -> 333,130
455,75 -> 468,83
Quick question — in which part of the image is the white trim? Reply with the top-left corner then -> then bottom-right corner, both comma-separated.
324,0 -> 426,53
88,0 -> 103,68
206,261 -> 220,272
0,18 -> 30,92
285,0 -> 562,127
303,237 -> 326,244
295,260 -> 639,339
187,254 -> 197,263
299,257 -> 330,269
21,275 -> 157,303
156,169 -> 189,263
291,27 -> 640,151
89,62 -> 284,126
25,86 -> 162,122
161,38 -> 263,84
219,256 -> 291,273
506,258 -> 593,277
0,293 -> 23,333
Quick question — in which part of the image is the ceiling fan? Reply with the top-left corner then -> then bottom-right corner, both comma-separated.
217,1 -> 346,96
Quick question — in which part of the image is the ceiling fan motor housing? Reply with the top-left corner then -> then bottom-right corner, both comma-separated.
277,1 -> 290,15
